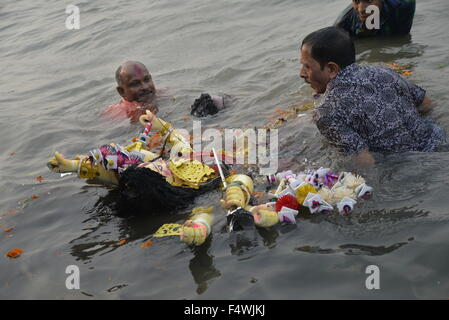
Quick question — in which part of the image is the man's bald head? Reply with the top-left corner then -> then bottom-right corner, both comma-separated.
115,61 -> 156,104
115,61 -> 149,86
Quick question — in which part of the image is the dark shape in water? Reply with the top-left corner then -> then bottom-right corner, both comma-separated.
191,93 -> 219,117
227,208 -> 255,232
118,166 -> 223,214
295,241 -> 408,256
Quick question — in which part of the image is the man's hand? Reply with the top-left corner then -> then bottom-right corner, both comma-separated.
417,96 -> 435,115
354,149 -> 375,168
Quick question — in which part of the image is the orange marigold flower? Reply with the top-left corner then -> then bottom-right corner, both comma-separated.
6,248 -> 23,258
140,240 -> 153,248
117,239 -> 127,246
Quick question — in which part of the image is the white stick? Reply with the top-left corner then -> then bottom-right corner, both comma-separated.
212,148 -> 227,189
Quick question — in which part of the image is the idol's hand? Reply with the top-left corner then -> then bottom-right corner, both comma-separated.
47,152 -> 81,173
139,109 -> 155,127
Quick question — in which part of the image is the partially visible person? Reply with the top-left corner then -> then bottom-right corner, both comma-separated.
334,0 -> 416,37
103,61 -> 159,122
299,27 -> 446,167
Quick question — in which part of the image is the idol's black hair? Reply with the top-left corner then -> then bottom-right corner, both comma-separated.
117,166 -> 224,214
190,93 -> 219,117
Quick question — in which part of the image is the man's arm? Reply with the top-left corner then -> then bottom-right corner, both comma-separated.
333,4 -> 356,35
316,108 -> 372,165
392,69 -> 430,114
393,0 -> 416,35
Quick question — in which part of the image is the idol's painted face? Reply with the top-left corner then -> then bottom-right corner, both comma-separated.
299,45 -> 332,94
352,0 -> 382,23
118,65 -> 156,104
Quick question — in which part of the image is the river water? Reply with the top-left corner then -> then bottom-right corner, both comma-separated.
1,0 -> 449,299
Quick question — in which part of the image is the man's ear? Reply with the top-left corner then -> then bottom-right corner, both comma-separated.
327,62 -> 341,79
116,86 -> 125,98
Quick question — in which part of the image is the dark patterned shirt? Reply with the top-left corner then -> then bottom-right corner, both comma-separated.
334,0 -> 416,37
314,64 -> 446,155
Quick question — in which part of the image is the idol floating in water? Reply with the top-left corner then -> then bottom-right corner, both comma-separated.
47,110 -> 372,246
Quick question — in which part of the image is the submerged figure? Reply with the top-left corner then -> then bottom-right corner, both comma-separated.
334,0 -> 416,37
299,27 -> 446,167
103,61 -> 159,122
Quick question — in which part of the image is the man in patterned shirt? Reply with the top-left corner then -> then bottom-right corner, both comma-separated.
299,27 -> 445,166
334,0 -> 416,37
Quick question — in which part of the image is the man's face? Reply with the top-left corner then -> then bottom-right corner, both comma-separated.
352,0 -> 382,22
118,65 -> 156,104
299,45 -> 332,94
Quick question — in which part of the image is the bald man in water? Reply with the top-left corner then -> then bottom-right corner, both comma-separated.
103,61 -> 159,121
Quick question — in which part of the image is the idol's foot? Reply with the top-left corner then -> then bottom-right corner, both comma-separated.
180,221 -> 208,246
251,205 -> 279,228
